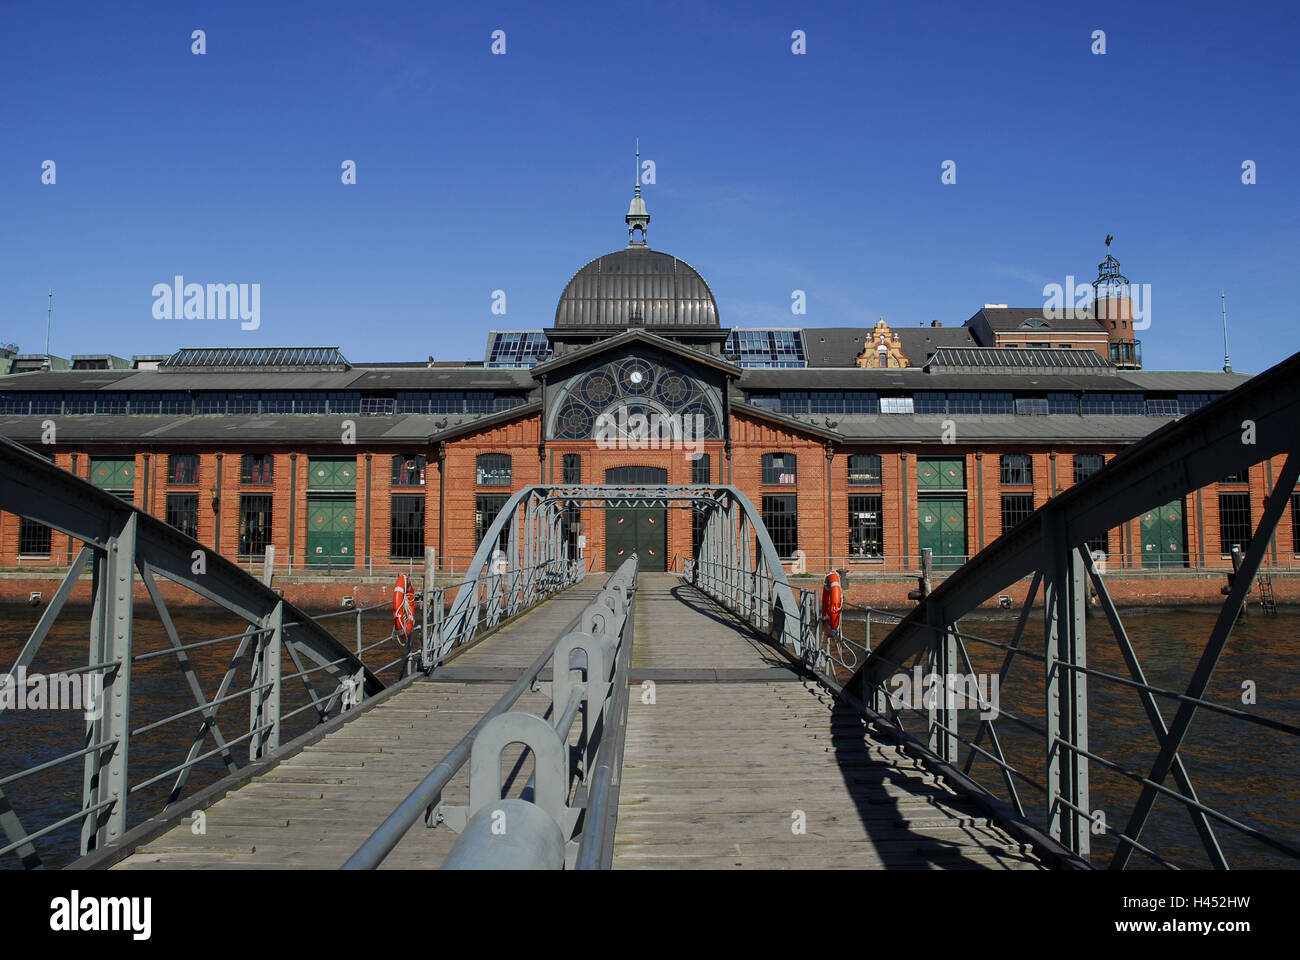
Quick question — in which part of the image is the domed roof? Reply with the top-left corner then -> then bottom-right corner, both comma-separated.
554,247 -> 719,329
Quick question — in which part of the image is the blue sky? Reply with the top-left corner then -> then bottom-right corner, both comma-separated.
2,0 -> 1296,371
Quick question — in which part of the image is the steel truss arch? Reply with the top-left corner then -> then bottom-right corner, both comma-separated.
0,435 -> 386,863
851,351 -> 1300,869
430,484 -> 801,668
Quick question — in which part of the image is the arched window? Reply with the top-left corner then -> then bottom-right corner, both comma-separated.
169,453 -> 199,485
392,454 -> 426,486
761,453 -> 797,486
476,454 -> 511,486
848,454 -> 882,486
1000,454 -> 1033,485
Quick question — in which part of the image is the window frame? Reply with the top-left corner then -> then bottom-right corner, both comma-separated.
168,453 -> 200,486
847,453 -> 882,487
761,493 -> 799,559
166,492 -> 200,540
389,493 -> 425,559
1001,492 -> 1035,535
1218,491 -> 1253,555
848,493 -> 883,558
761,452 -> 798,486
240,453 -> 275,485
238,494 -> 273,558
18,516 -> 51,557
1000,453 -> 1034,486
392,454 -> 427,487
476,453 -> 512,487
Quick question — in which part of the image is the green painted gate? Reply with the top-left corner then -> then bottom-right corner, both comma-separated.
1139,498 -> 1186,568
306,497 -> 355,566
917,456 -> 965,490
603,466 -> 667,572
916,457 -> 966,570
918,497 -> 967,570
605,507 -> 665,572
307,456 -> 357,491
89,456 -> 135,502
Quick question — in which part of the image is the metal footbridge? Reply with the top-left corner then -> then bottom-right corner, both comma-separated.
2,350 -> 1299,870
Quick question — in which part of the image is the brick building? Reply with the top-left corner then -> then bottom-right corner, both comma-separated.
0,189 -> 1286,575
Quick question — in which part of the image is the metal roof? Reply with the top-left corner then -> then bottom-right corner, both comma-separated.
800,326 -> 978,367
161,346 -> 350,370
925,346 -> 1115,371
0,370 -> 136,390
348,368 -> 535,390
970,306 -> 1110,334
0,406 -> 536,445
734,368 -> 1138,392
531,329 -> 740,379
779,413 -> 1180,443
1117,370 -> 1253,391
554,248 -> 718,328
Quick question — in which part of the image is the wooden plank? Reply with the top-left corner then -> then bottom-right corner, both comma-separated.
611,576 -> 1045,871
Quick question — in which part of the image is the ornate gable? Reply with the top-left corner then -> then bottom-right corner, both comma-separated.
855,318 -> 911,368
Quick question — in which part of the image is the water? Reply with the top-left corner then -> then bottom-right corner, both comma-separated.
0,603 -> 406,869
2,602 -> 1296,869
842,607 -> 1300,869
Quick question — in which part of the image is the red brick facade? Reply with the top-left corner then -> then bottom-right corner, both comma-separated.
2,411 -> 1294,575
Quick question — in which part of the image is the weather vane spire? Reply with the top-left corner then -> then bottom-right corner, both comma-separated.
626,139 -> 650,247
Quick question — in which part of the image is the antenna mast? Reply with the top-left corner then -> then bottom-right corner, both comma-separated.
1221,290 -> 1231,373
45,290 -> 53,371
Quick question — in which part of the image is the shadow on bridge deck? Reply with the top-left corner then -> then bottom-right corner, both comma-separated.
106,577 -> 610,870
612,574 -> 1044,869
102,571 -> 1043,870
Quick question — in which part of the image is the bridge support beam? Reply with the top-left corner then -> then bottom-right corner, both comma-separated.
81,512 -> 136,854
249,601 -> 285,760
1042,512 -> 1089,859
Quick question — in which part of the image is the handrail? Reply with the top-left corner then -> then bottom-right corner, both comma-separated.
343,556 -> 638,870
574,572 -> 637,870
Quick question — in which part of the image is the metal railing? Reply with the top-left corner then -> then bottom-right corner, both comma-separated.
0,573 -> 412,869
847,352 -> 1300,868
853,551 -> 1300,870
419,555 -> 585,671
681,537 -> 1300,871
751,552 -> 1300,576
344,556 -> 638,870
0,435 -> 413,868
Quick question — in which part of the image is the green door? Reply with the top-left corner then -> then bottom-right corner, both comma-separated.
1140,498 -> 1186,568
307,456 -> 357,491
605,508 -> 666,572
918,496 -> 967,570
89,456 -> 135,502
917,456 -> 965,490
306,497 -> 356,566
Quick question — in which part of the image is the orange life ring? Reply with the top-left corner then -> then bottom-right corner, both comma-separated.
393,574 -> 415,638
820,572 -> 843,632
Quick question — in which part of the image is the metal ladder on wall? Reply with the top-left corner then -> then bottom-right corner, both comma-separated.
1255,573 -> 1277,614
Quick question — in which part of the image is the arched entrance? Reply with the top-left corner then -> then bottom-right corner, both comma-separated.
604,466 -> 667,571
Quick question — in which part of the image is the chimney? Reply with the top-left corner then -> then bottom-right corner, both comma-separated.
930,320 -> 943,327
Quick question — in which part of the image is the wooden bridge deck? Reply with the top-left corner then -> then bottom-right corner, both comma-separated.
613,575 -> 1044,870
112,577 -> 608,870
111,572 -> 1043,870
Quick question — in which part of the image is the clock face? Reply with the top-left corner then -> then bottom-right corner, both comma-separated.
629,370 -> 643,384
